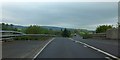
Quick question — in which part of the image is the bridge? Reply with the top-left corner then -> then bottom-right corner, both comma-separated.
0,30 -> 24,42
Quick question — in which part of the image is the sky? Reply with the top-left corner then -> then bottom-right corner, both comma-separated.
0,0 -> 119,2
1,1 -> 119,30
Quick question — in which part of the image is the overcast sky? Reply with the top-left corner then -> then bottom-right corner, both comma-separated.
1,2 -> 118,30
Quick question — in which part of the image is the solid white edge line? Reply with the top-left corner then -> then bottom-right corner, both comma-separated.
69,38 -> 120,60
33,38 -> 55,59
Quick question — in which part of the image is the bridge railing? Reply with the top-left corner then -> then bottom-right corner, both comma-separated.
0,30 -> 56,42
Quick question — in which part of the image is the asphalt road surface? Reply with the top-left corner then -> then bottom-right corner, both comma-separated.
72,35 -> 119,57
35,37 -> 109,59
2,40 -> 50,58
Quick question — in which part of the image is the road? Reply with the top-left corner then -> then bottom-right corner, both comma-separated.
35,37 -> 110,59
2,40 -> 50,58
72,35 -> 119,57
2,36 -> 119,60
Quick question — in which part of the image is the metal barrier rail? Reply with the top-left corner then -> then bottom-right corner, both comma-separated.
0,30 -> 56,42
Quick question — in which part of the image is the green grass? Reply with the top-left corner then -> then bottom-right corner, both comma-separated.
14,36 -> 51,41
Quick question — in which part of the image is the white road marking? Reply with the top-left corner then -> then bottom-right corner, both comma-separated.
33,38 -> 55,59
83,45 -> 87,47
69,38 -> 120,60
105,57 -> 113,60
69,38 -> 74,41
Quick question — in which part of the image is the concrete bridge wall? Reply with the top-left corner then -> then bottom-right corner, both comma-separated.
91,28 -> 119,40
106,28 -> 119,40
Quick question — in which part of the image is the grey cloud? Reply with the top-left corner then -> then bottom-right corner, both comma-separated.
2,2 -> 118,30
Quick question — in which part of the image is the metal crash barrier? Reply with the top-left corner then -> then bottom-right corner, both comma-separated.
0,30 -> 56,42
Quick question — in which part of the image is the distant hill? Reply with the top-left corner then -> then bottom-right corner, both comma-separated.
40,26 -> 64,31
2,23 -> 92,32
13,25 -> 95,32
13,25 -> 27,29
13,25 -> 65,31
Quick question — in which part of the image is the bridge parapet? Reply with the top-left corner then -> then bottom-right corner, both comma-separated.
0,30 -> 56,42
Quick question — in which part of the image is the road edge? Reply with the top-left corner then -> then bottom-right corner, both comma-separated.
33,38 -> 55,59
69,38 -> 120,60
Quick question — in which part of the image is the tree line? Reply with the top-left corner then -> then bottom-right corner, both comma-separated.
1,23 -> 71,37
25,25 -> 71,37
1,23 -> 18,31
96,25 -> 113,33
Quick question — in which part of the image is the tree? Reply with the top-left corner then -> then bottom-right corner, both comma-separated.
25,25 -> 41,34
62,28 -> 71,37
25,25 -> 52,34
1,23 -> 18,31
96,25 -> 112,33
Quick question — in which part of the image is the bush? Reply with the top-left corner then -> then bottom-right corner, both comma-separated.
96,25 -> 112,33
82,33 -> 92,39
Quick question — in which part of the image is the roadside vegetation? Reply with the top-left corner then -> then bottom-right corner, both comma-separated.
78,30 -> 92,39
80,32 -> 92,39
1,23 -> 64,40
16,25 -> 60,40
2,23 -> 115,39
96,25 -> 113,33
1,23 -> 18,31
78,25 -> 113,39
25,25 -> 50,34
14,36 -> 51,41
61,28 -> 71,37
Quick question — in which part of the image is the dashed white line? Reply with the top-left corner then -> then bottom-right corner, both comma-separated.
33,38 -> 55,59
69,38 -> 120,60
